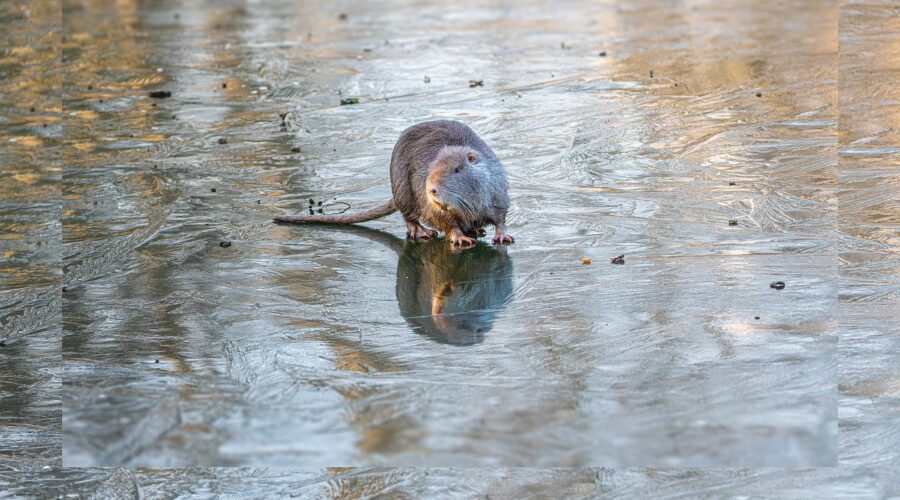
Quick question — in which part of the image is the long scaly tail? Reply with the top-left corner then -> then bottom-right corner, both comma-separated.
274,199 -> 396,224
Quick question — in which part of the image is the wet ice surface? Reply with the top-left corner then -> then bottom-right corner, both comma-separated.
56,0 -> 842,468
837,0 -> 900,467
0,0 -> 62,470
5,466 -> 900,499
1,0 -> 898,497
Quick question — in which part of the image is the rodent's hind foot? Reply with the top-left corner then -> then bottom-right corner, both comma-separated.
492,233 -> 515,245
448,229 -> 477,248
451,235 -> 476,248
406,221 -> 437,239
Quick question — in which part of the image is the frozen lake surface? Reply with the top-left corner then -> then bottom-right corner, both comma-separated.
0,0 -> 897,497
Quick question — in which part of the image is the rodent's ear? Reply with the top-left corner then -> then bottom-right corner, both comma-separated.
466,151 -> 477,164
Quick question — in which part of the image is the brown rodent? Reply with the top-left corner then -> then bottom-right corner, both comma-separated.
274,120 -> 514,247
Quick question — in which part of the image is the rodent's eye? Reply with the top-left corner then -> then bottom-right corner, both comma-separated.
454,167 -> 460,173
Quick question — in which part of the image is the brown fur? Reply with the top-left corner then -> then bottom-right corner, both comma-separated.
274,120 -> 513,247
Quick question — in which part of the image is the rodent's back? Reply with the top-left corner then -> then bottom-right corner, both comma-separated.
389,120 -> 500,219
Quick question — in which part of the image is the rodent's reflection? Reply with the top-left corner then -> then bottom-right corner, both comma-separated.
303,225 -> 514,345
396,239 -> 513,346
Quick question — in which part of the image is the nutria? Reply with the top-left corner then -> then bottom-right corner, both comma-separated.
274,120 -> 514,247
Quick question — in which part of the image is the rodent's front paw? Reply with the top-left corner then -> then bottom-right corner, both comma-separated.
492,233 -> 515,245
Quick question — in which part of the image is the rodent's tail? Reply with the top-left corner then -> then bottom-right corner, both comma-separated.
274,199 -> 397,225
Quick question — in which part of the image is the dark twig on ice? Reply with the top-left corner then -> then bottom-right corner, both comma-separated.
307,198 -> 352,215
323,201 -> 351,214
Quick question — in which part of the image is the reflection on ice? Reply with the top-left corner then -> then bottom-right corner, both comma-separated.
397,239 -> 513,346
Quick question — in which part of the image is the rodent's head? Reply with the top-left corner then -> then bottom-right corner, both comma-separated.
425,146 -> 487,216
